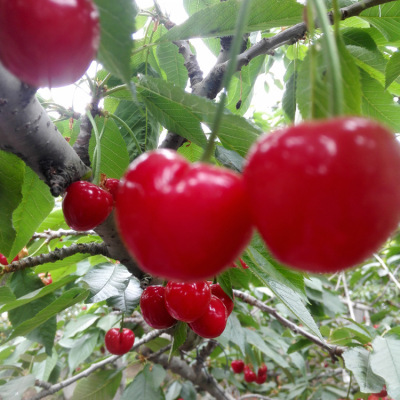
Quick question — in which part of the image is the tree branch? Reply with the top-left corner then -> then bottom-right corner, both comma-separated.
0,63 -> 91,196
233,290 -> 345,361
0,242 -> 109,275
31,329 -> 166,400
31,229 -> 97,243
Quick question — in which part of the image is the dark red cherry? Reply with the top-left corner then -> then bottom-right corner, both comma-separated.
211,283 -> 234,315
104,328 -> 135,355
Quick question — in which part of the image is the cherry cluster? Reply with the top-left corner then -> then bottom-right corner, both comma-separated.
140,282 -> 234,339
62,178 -> 119,231
231,360 -> 268,385
0,253 -> 18,266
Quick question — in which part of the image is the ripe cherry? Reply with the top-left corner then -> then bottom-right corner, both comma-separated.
164,281 -> 211,323
189,295 -> 228,338
0,253 -> 8,265
258,364 -> 267,375
231,359 -> 245,373
244,366 -> 256,383
211,283 -> 234,315
62,181 -> 113,231
0,0 -> 100,88
255,373 -> 267,384
104,178 -> 120,201
104,328 -> 135,355
115,150 -> 253,282
140,285 -> 177,329
243,117 -> 400,273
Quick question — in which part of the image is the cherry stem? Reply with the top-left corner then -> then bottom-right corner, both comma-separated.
200,0 -> 252,163
308,0 -> 344,117
86,110 -> 102,185
120,313 -> 125,332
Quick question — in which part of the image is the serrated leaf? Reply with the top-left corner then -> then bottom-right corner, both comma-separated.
360,3 -> 400,42
89,117 -> 130,179
136,76 -> 261,156
343,347 -> 385,393
371,335 -> 400,399
386,51 -> 400,88
0,151 -> 25,259
68,332 -> 99,372
159,0 -> 304,42
0,375 -> 35,400
72,369 -> 122,400
170,321 -> 188,358
8,288 -> 90,341
106,276 -> 142,313
82,263 -> 132,303
361,70 -> 400,132
94,0 -> 138,84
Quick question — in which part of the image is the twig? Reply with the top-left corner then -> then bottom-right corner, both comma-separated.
371,265 -> 400,306
341,272 -> 356,321
239,395 -> 274,400
30,329 -> 166,400
233,290 -> 344,360
31,229 -> 97,244
0,242 -> 109,275
374,253 -> 400,291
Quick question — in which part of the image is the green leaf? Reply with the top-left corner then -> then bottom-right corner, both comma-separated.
160,0 -> 304,42
82,263 -> 132,303
217,269 -> 234,300
214,146 -> 245,172
0,151 -> 25,259
247,246 -> 323,340
170,321 -> 188,358
283,71 -> 297,122
371,335 -> 400,399
343,347 -> 385,393
72,369 -> 122,400
360,3 -> 400,42
8,288 -> 90,341
136,76 -> 261,156
386,51 -> 400,88
68,332 -> 99,372
297,38 -> 362,120
63,315 -> 100,338
89,117 -> 130,179
361,70 -> 400,132
106,276 -> 142,313
0,287 -> 16,306
121,365 -> 165,400
219,313 -> 246,355
94,0 -> 138,83
0,375 -> 35,400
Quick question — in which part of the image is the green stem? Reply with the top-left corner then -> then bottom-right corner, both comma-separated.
309,0 -> 343,117
103,84 -> 129,98
86,110 -> 102,185
200,0 -> 252,162
108,113 -> 143,155
346,373 -> 352,399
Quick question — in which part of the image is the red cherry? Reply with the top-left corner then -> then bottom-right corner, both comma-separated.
104,328 -> 135,355
231,359 -> 245,373
255,373 -> 267,384
164,281 -> 211,323
62,181 -> 113,231
244,368 -> 257,383
115,150 -> 253,282
243,117 -> 400,273
239,258 -> 249,269
0,0 -> 100,88
211,283 -> 234,315
140,285 -> 177,329
104,178 -> 120,201
0,253 -> 8,265
258,364 -> 267,375
189,296 -> 228,339
376,387 -> 387,397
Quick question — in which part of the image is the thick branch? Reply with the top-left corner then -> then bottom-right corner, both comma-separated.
0,63 -> 91,196
233,290 -> 345,360
0,242 -> 109,275
31,329 -> 166,400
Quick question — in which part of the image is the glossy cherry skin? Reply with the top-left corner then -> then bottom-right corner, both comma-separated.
62,181 -> 113,231
189,295 -> 228,338
0,0 -> 100,88
164,281 -> 211,323
115,150 -> 253,282
231,359 -> 245,373
140,286 -> 177,329
243,367 -> 257,383
243,117 -> 400,273
211,283 -> 234,315
104,328 -> 135,355
0,253 -> 8,265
